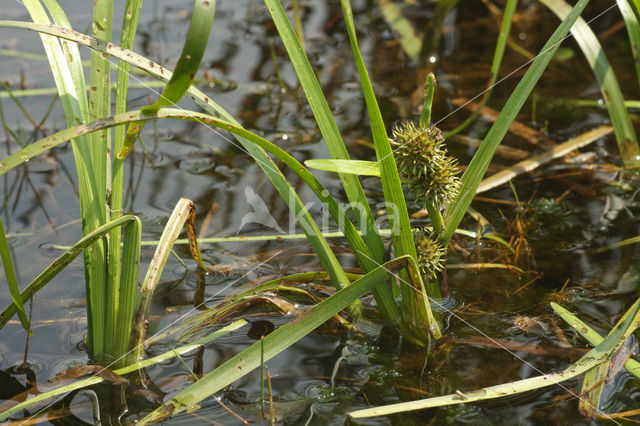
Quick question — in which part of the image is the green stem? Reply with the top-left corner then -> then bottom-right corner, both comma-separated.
420,73 -> 436,127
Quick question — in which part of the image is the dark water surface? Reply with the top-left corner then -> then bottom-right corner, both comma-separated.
1,0 -> 639,424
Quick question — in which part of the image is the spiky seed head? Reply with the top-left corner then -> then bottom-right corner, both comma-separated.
391,122 -> 461,207
413,227 -> 446,278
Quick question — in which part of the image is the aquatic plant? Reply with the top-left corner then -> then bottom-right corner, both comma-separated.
0,0 -> 639,423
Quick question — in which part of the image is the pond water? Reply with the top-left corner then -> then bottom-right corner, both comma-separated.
0,0 -> 639,424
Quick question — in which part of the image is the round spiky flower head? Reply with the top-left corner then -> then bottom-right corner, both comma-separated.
391,122 -> 461,207
413,227 -> 446,278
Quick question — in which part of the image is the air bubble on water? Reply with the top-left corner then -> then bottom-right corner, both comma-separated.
597,99 -> 604,105
428,56 -> 437,64
282,135 -> 289,140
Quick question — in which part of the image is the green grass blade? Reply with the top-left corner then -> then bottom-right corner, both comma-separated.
263,0 -> 386,266
39,0 -> 91,118
139,256 -> 416,424
0,82 -> 165,98
108,0 -> 143,364
0,215 -> 29,332
88,0 -> 114,359
119,0 -> 216,158
339,0 -> 434,341
0,320 -> 246,422
540,0 -> 640,166
617,0 -> 640,87
349,297 -> 640,418
442,0 -> 591,244
0,215 -> 139,330
305,159 -> 381,176
444,0 -> 517,137
112,215 -> 141,367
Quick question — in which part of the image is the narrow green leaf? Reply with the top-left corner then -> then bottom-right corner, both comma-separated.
140,256 -> 414,424
0,216 -> 29,332
339,0 -> 435,342
617,0 -> 640,87
305,159 -> 381,176
112,216 -> 141,368
108,0 -> 143,364
119,0 -> 216,158
443,0 -> 591,244
539,0 -> 640,166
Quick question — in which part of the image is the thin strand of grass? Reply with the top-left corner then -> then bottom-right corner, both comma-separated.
119,0 -> 216,158
594,234 -> 640,253
50,226 -> 501,249
87,0 -> 115,360
112,216 -> 141,368
0,215 -> 139,330
0,81 -> 39,128
109,0 -> 143,365
442,0 -> 591,244
540,0 -> 640,166
263,0 -> 387,268
292,0 -> 304,45
22,0 -> 107,358
0,216 -> 29,332
568,99 -> 640,108
443,0 -> 517,138
0,20 -> 358,308
0,320 -> 246,422
551,303 -> 640,379
0,82 -> 165,99
340,0 -> 434,343
617,0 -> 640,89
140,256 -> 415,424
349,298 -> 640,418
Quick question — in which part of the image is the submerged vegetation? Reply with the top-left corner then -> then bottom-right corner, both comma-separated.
0,0 -> 639,423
